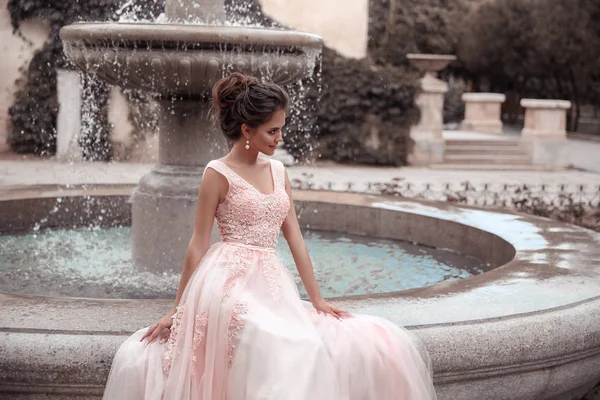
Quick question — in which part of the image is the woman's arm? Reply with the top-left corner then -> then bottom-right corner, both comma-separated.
142,168 -> 227,343
281,171 -> 348,319
171,168 -> 225,310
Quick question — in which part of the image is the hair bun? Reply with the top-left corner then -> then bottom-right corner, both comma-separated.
210,72 -> 289,142
211,72 -> 259,113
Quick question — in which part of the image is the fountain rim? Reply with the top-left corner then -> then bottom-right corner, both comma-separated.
406,53 -> 457,61
59,22 -> 323,49
2,191 -> 600,398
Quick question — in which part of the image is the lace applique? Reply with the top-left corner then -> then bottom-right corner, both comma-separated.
208,160 -> 291,249
222,247 -> 253,298
163,305 -> 185,373
191,311 -> 208,376
262,256 -> 282,302
227,301 -> 248,368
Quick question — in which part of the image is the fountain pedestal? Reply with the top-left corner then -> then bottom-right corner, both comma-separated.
60,22 -> 321,273
132,100 -> 227,271
406,54 -> 456,166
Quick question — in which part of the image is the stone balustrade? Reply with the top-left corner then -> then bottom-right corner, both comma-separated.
520,99 -> 572,169
520,99 -> 571,140
461,92 -> 506,134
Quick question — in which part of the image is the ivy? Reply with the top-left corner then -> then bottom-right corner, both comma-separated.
6,0 -> 418,165
6,0 -> 162,157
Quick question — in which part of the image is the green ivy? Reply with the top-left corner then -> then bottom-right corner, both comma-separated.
6,0 -> 162,157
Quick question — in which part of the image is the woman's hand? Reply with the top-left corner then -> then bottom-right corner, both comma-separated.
312,298 -> 352,320
140,309 -> 176,344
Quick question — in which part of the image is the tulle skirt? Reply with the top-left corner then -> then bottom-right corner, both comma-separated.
103,241 -> 437,400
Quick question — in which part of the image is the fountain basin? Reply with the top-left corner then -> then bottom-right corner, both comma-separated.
1,187 -> 600,399
60,23 -> 322,97
406,53 -> 457,75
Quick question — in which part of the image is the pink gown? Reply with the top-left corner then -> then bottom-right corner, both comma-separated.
103,159 -> 437,400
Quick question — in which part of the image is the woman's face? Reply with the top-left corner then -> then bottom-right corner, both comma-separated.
243,109 -> 285,156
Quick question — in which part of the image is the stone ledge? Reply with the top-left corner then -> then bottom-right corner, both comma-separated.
521,99 -> 572,109
462,92 -> 506,102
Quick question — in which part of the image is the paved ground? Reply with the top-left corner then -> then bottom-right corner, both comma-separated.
2,129 -> 599,190
1,155 -> 598,192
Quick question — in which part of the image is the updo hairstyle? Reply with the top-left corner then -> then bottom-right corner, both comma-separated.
211,72 -> 289,141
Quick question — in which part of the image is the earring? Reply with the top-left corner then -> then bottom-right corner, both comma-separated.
245,140 -> 250,150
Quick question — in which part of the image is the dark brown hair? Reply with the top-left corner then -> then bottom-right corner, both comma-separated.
211,72 -> 289,141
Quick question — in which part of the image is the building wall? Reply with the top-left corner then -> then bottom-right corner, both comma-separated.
259,0 -> 368,59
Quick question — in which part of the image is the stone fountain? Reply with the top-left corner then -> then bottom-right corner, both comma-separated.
59,1 -> 322,273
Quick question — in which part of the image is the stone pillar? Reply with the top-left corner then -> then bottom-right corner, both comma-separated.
108,86 -> 135,161
461,93 -> 506,134
56,69 -> 82,161
407,75 -> 447,165
520,99 -> 571,169
131,99 -> 228,272
405,54 -> 455,166
520,99 -> 571,140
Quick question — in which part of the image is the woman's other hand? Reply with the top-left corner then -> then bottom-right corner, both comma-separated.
312,298 -> 352,320
140,309 -> 176,344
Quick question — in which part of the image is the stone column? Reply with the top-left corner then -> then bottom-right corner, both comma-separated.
406,54 -> 456,166
520,99 -> 571,169
56,69 -> 83,161
461,93 -> 506,134
131,100 -> 228,272
407,75 -> 447,165
520,99 -> 571,140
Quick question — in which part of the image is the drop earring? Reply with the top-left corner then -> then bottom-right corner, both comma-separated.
245,140 -> 250,150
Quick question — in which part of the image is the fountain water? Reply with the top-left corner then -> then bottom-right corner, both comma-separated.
59,0 -> 322,273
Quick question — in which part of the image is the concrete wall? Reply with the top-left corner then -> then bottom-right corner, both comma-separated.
0,0 -> 50,152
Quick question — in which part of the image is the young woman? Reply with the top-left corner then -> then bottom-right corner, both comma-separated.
103,72 -> 436,400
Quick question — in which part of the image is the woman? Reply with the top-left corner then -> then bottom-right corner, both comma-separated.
103,72 -> 437,400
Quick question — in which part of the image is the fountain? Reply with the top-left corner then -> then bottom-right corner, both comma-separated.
2,4 -> 600,399
59,1 -> 322,273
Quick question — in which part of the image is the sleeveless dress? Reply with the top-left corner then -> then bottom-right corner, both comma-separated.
102,159 -> 437,400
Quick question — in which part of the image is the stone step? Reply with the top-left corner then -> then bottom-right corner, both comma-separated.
430,163 -> 550,171
444,154 -> 532,164
445,145 -> 528,155
445,139 -> 522,147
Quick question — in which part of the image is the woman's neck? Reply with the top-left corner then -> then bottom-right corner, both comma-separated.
226,141 -> 260,166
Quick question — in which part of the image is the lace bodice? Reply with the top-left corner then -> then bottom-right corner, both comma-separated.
204,159 -> 290,249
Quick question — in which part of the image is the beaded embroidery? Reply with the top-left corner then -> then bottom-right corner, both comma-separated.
162,305 -> 185,373
191,311 -> 208,376
207,159 -> 290,249
222,247 -> 253,298
227,300 -> 248,368
262,255 -> 282,302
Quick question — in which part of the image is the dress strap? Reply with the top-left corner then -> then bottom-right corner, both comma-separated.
270,159 -> 286,190
204,160 -> 243,187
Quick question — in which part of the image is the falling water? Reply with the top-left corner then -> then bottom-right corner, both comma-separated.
69,0 -> 323,167
31,0 -> 325,275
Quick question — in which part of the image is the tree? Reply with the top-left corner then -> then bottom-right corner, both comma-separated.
369,0 -> 475,66
457,0 -> 600,131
